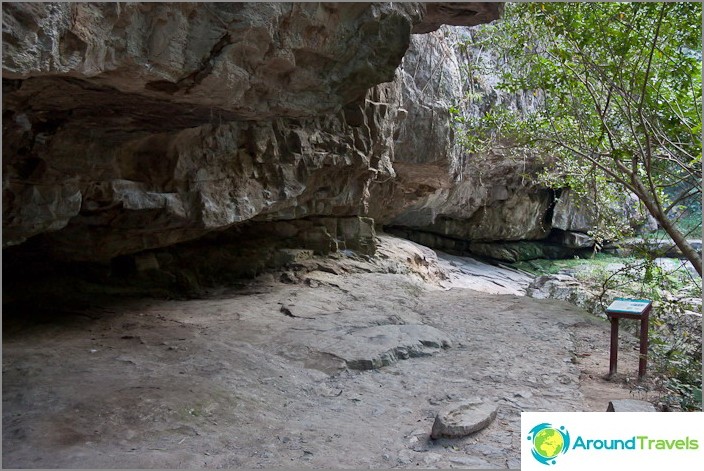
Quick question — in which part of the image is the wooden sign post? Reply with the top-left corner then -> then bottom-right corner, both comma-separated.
605,298 -> 652,380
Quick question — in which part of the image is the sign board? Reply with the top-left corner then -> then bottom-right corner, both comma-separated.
605,298 -> 651,315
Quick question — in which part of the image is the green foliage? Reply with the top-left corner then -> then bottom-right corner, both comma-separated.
593,245 -> 701,410
606,259 -> 702,411
517,253 -> 702,410
643,211 -> 701,240
454,2 -> 703,274
456,3 -> 704,404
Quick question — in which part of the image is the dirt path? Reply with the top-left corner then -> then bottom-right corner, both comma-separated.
2,235 -> 648,469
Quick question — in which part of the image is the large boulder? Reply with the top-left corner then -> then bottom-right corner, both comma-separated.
430,399 -> 498,439
368,25 -> 552,244
526,274 -> 602,316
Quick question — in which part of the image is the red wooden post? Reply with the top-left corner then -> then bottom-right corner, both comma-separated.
609,316 -> 619,377
638,303 -> 652,379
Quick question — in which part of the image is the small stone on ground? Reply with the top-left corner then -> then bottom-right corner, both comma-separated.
430,398 -> 498,439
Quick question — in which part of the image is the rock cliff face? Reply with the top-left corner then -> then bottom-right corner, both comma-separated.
3,2 -> 504,266
368,24 -> 653,259
368,25 -> 552,248
4,2 -> 649,276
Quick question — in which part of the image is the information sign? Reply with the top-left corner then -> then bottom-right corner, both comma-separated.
606,298 -> 651,315
604,298 -> 652,379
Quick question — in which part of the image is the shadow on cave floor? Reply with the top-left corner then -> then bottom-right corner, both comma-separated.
2,234 -> 650,469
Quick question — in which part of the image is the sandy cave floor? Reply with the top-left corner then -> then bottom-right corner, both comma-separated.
1,235 -> 652,469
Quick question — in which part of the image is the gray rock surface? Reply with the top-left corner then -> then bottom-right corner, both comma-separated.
552,189 -> 657,235
468,241 -> 578,262
3,2 -> 660,265
552,231 -> 595,249
3,2 -> 422,118
552,189 -> 597,234
3,2 -> 510,261
3,74 -> 404,259
430,398 -> 498,439
368,26 -> 552,244
312,324 -> 453,371
526,274 -> 602,316
412,3 -> 504,34
1,234 -> 652,469
607,399 -> 657,412
434,250 -> 534,295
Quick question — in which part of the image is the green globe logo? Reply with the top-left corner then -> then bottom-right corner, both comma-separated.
527,423 -> 571,465
534,429 -> 564,458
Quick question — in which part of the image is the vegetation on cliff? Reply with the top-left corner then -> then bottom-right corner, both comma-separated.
453,2 -> 702,275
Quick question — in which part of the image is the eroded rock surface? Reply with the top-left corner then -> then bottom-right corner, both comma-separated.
366,24 -> 556,249
3,2 -> 508,261
3,2 -> 420,118
5,3 -> 415,252
3,1 -> 574,269
4,1 -> 660,270
309,324 -> 452,371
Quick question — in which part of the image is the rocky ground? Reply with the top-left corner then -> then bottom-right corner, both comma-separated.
2,234 -> 651,469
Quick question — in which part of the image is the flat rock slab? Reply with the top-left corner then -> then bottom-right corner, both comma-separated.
607,399 -> 657,412
314,324 -> 452,371
431,399 -> 498,439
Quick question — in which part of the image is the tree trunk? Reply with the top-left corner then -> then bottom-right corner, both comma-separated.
637,192 -> 702,277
